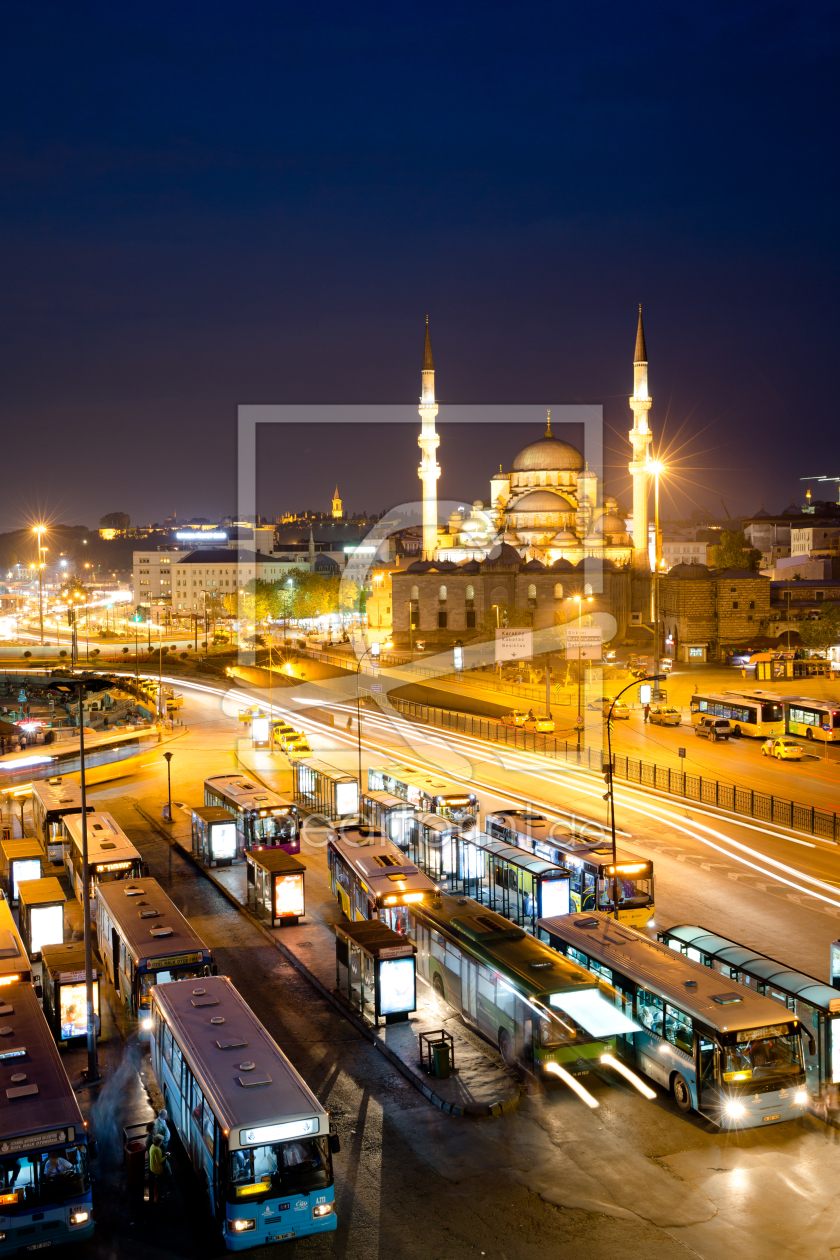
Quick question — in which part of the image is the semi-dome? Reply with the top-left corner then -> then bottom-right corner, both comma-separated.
522,558 -> 546,572
551,528 -> 579,543
482,542 -> 522,566
509,489 -> 575,512
664,563 -> 713,579
511,435 -> 583,473
594,513 -> 627,534
550,557 -> 575,571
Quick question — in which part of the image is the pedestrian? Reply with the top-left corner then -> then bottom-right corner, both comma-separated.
149,1135 -> 166,1203
643,703 -> 650,723
152,1109 -> 170,1150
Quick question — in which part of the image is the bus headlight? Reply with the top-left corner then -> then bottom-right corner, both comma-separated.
313,1203 -> 334,1218
141,1019 -> 152,1030
724,1100 -> 746,1119
70,1211 -> 90,1225
228,1218 -> 256,1232
794,1090 -> 808,1106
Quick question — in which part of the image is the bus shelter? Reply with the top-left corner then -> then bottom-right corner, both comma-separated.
1,837 -> 44,904
246,848 -> 306,927
360,791 -> 415,849
293,759 -> 359,820
17,877 -> 65,961
450,833 -> 572,935
659,923 -> 840,1099
407,811 -> 461,883
334,920 -> 416,1026
40,941 -> 100,1046
191,806 -> 239,867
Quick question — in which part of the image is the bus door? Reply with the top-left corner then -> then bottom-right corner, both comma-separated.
111,928 -> 121,996
460,954 -> 478,1023
696,1036 -> 720,1118
353,878 -> 373,921
580,868 -> 597,912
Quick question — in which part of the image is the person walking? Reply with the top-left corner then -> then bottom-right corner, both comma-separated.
149,1135 -> 166,1203
643,703 -> 651,724
152,1109 -> 170,1150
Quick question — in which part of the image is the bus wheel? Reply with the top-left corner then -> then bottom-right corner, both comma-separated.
806,728 -> 814,740
432,973 -> 446,1002
732,726 -> 741,738
672,1073 -> 692,1112
498,1029 -> 514,1066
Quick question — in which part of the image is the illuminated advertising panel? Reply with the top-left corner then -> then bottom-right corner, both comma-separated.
12,859 -> 41,902
210,822 -> 237,861
30,904 -> 64,955
275,874 -> 304,920
59,982 -> 99,1042
334,780 -> 359,817
378,957 -> 416,1016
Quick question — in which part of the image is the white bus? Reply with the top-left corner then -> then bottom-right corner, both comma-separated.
150,975 -> 339,1249
31,778 -> 93,863
204,775 -> 300,859
538,911 -> 809,1128
61,812 -> 145,919
327,823 -> 437,934
689,691 -> 784,738
783,695 -> 840,744
367,766 -> 478,825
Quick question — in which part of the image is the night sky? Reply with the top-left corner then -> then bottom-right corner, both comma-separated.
1,2 -> 837,531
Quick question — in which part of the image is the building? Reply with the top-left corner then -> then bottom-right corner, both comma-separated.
133,550 -> 187,607
660,536 -> 712,571
790,526 -> 840,557
332,487 -> 343,519
769,578 -> 840,639
158,550 -> 294,614
659,565 -> 771,662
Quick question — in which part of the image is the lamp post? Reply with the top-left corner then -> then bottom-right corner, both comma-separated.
647,458 -> 668,691
33,527 -> 46,645
162,751 -> 173,821
605,674 -> 666,918
356,643 -> 380,793
568,592 -> 594,747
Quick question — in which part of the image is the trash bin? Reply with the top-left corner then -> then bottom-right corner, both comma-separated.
432,1041 -> 451,1079
124,1140 -> 146,1189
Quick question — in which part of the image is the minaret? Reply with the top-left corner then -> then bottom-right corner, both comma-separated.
417,316 -> 440,560
629,305 -> 652,572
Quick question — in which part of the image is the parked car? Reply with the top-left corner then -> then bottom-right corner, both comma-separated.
695,716 -> 731,741
609,701 -> 631,719
587,696 -> 612,710
649,705 -> 681,726
501,710 -> 529,727
762,738 -> 804,761
525,716 -> 555,733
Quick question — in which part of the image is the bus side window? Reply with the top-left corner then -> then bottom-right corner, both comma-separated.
163,1023 -> 173,1069
698,1038 -> 716,1084
192,1079 -> 204,1124
431,932 -> 445,964
664,1005 -> 693,1054
568,946 -> 589,969
202,1100 -> 214,1154
152,1006 -> 161,1044
637,989 -> 664,1036
172,1040 -> 184,1093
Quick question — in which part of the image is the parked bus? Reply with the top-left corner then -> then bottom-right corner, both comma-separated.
367,766 -> 478,825
359,791 -> 415,848
150,975 -> 339,1249
0,899 -> 33,988
0,982 -> 94,1252
485,809 -> 654,927
31,779 -> 93,863
688,691 -> 784,739
327,823 -> 438,934
61,812 -> 145,918
782,695 -> 840,744
95,877 -> 214,1035
409,893 -> 638,1074
204,775 -> 300,858
538,911 -> 809,1127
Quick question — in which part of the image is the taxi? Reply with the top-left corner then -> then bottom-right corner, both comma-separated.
606,700 -> 631,719
524,716 -> 555,733
649,705 -> 681,726
762,738 -> 803,761
501,710 -> 529,727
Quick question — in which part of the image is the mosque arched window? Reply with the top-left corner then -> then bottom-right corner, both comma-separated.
465,584 -> 475,603
438,585 -> 447,603
410,585 -> 419,601
553,583 -> 563,600
584,582 -> 593,596
527,583 -> 537,605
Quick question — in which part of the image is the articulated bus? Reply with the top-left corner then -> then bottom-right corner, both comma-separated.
783,695 -> 840,743
538,911 -> 809,1128
31,779 -> 93,863
0,982 -> 94,1252
0,900 -> 33,988
95,878 -> 214,1035
61,813 -> 145,920
328,824 -> 437,934
204,775 -> 300,859
409,893 -> 638,1074
485,809 -> 654,927
689,691 -> 784,739
150,975 -> 339,1249
367,766 -> 478,825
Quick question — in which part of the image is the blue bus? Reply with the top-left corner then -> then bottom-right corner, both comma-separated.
150,975 -> 339,1249
0,983 -> 94,1251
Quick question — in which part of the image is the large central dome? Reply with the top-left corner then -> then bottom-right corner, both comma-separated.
511,431 -> 583,473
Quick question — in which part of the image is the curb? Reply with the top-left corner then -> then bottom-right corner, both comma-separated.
134,804 -> 520,1120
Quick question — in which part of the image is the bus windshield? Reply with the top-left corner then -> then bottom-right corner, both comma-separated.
760,702 -> 783,721
0,1143 -> 89,1208
229,1136 -> 331,1199
599,876 -> 653,909
722,1029 -> 802,1084
139,965 -> 209,1007
253,815 -> 296,843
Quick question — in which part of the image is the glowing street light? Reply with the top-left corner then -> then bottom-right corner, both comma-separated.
646,457 -> 668,683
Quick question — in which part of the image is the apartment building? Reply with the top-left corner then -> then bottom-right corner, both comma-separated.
172,549 -> 289,613
133,550 -> 187,606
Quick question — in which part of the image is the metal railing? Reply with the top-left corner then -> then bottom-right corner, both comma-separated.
385,695 -> 840,845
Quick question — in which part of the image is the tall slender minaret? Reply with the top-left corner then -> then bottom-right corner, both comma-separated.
417,316 -> 440,559
629,305 -> 652,572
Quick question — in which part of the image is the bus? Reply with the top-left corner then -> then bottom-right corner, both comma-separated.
538,911 -> 809,1128
783,695 -> 840,743
409,893 -> 639,1074
204,775 -> 300,859
688,691 -> 784,739
0,982 -> 94,1252
445,831 -> 571,934
485,809 -> 654,927
327,824 -> 438,934
150,975 -> 339,1249
405,811 -> 462,883
61,812 -> 145,918
95,877 -> 214,1035
359,791 -> 415,848
0,899 -> 33,988
31,779 -> 93,864
367,766 -> 478,825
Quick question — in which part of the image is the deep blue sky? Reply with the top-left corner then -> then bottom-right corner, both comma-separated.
1,1 -> 837,530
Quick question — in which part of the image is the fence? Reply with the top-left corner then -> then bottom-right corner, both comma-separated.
385,695 -> 840,845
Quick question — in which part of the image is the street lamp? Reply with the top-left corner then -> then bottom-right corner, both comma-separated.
162,751 -> 173,821
568,592 -> 594,748
646,458 -> 668,689
356,642 -> 380,793
604,674 -> 666,919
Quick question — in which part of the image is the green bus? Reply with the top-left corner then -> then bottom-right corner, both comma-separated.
409,893 -> 638,1074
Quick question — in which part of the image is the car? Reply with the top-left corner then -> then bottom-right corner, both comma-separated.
649,705 -> 681,726
587,696 -> 613,710
609,701 -> 631,719
762,738 -> 804,761
695,716 -> 731,741
501,710 -> 529,726
525,716 -> 555,733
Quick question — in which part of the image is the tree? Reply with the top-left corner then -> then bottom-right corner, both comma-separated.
478,602 -> 533,638
708,530 -> 763,571
58,575 -> 89,601
99,512 -> 130,530
798,603 -> 840,654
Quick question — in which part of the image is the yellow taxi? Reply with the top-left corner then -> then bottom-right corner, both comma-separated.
762,738 -> 803,761
524,716 -> 555,733
501,710 -> 529,727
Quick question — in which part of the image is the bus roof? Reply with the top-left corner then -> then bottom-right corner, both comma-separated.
370,765 -> 475,799
690,692 -> 762,704
152,975 -> 328,1150
96,878 -> 210,967
469,832 -> 571,879
417,894 -> 598,1003
538,912 -> 799,1035
205,775 -> 293,812
0,900 -> 32,985
486,812 -> 647,871
0,982 -> 84,1143
31,779 -> 87,814
362,791 -> 413,811
296,759 -> 355,783
328,826 -> 436,896
413,811 -> 461,835
62,812 -> 141,867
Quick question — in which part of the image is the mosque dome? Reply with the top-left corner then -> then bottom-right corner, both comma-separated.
511,429 -> 583,473
522,558 -> 546,572
510,490 -> 575,513
551,528 -> 579,544
482,542 -> 522,567
550,558 -> 575,571
594,513 -> 628,534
